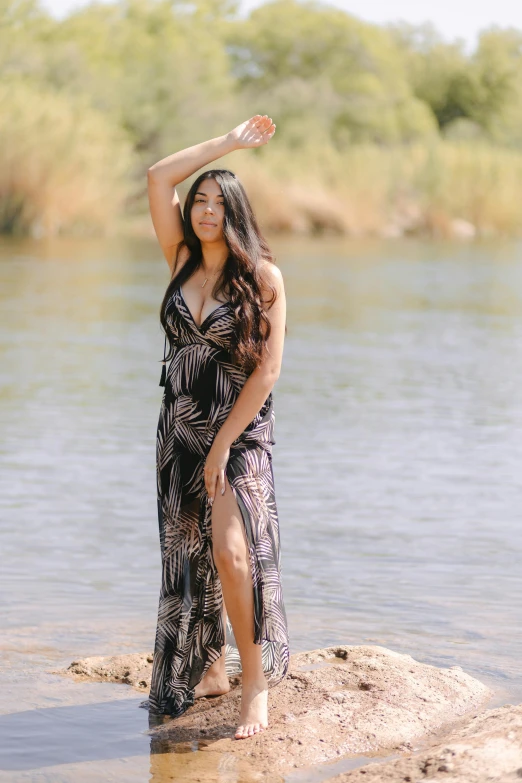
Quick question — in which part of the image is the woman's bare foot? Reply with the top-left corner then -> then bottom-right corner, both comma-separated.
235,676 -> 268,739
194,669 -> 230,699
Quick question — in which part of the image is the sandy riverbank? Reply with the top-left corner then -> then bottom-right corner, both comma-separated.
57,644 -> 522,782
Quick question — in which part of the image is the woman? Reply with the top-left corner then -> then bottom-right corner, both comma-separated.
144,115 -> 290,740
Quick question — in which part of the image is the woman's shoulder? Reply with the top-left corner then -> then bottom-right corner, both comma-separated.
258,258 -> 284,309
258,258 -> 284,288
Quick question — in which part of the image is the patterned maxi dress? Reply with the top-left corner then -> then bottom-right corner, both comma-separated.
144,286 -> 290,718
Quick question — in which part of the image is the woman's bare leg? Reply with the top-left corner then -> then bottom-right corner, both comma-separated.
211,476 -> 268,739
194,603 -> 230,698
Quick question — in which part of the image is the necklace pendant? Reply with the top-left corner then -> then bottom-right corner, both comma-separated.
201,277 -> 208,288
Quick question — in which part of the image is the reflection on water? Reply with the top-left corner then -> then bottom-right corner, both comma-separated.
1,235 -> 522,781
0,699 -> 149,771
0,693 -> 272,782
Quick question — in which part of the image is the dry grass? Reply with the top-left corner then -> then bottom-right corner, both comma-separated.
0,79 -> 134,237
232,141 -> 522,238
2,84 -> 522,240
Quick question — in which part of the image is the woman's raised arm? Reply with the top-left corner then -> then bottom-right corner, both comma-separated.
147,115 -> 276,272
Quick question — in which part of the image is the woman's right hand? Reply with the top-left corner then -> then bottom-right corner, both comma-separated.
228,115 -> 276,149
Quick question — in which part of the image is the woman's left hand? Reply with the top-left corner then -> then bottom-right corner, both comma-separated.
204,438 -> 230,505
228,115 -> 276,150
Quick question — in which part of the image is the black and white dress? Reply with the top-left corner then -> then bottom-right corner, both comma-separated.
144,285 -> 289,718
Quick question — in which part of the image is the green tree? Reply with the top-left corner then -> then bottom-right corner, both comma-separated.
391,21 -> 520,139
227,0 -> 436,146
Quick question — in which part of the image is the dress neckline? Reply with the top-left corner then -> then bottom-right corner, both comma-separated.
177,286 -> 231,331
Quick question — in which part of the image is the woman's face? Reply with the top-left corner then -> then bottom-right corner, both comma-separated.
190,178 -> 225,243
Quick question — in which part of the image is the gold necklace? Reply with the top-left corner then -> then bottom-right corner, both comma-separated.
201,268 -> 223,288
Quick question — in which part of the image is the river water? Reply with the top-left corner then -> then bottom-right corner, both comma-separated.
1,234 -> 521,781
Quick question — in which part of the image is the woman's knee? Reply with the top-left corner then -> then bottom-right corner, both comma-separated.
213,542 -> 249,580
211,476 -> 250,580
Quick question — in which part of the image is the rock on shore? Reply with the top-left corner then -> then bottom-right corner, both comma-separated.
65,650 -> 154,689
61,644 -> 497,776
330,702 -> 522,783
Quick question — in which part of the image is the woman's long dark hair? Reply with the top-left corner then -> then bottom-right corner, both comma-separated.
160,169 -> 279,374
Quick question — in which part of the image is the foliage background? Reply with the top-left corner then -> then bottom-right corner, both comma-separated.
2,0 -> 522,237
